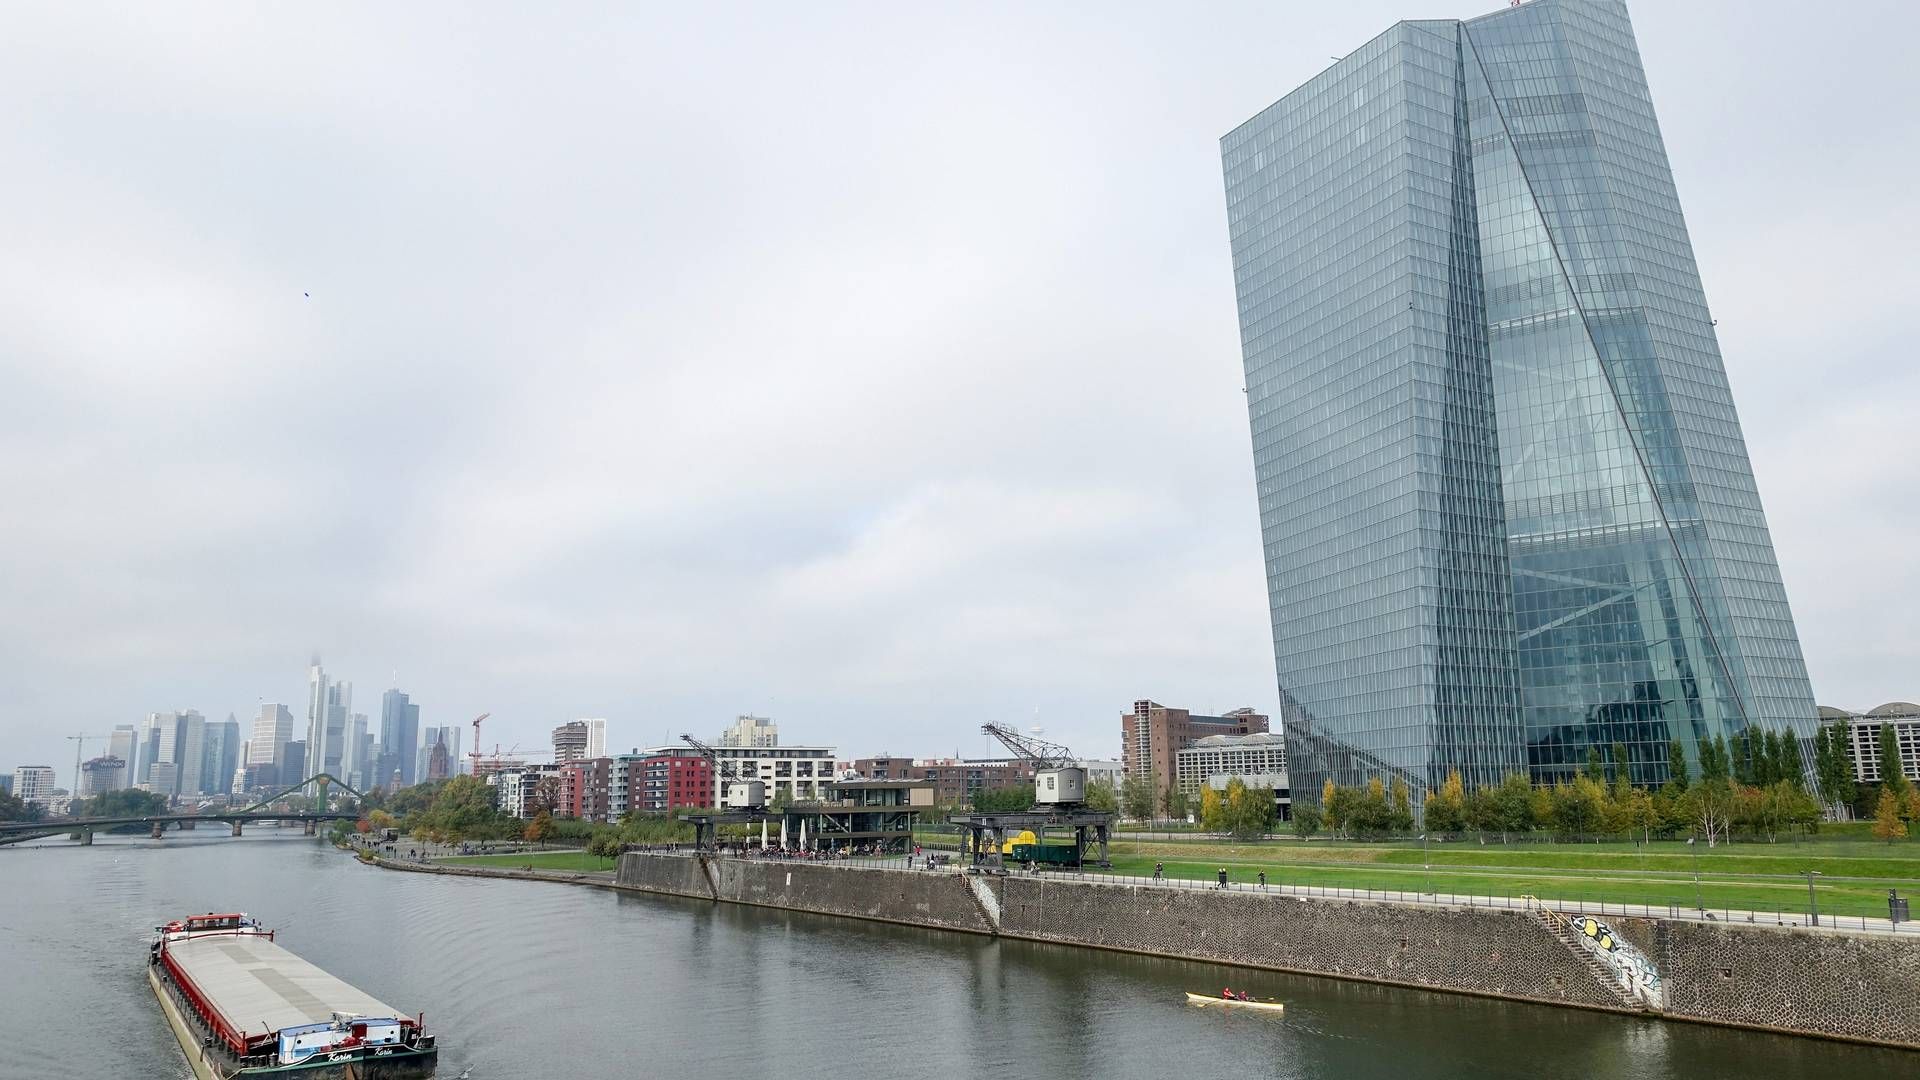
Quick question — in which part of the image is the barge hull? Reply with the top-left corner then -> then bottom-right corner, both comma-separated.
150,962 -> 437,1078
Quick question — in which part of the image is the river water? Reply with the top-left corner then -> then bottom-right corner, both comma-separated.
0,832 -> 1907,1079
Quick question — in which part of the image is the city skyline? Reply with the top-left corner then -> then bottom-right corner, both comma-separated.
1,1 -> 1914,780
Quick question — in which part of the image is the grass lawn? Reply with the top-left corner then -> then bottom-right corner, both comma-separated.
1101,837 -> 1920,881
436,851 -> 616,872
1090,852 -> 1915,920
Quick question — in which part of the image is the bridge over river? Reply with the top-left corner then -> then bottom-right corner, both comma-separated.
0,773 -> 363,845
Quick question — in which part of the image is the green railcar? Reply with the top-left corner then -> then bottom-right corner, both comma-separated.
1009,843 -> 1079,866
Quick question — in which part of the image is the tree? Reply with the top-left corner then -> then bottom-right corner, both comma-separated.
1552,777 -> 1605,838
1492,771 -> 1534,841
1698,736 -> 1730,783
1684,775 -> 1734,847
1321,778 -> 1346,837
1199,786 -> 1225,832
1389,778 -> 1414,835
1879,724 -> 1911,799
412,774 -> 511,842
524,810 -> 555,843
1425,770 -> 1467,835
1610,743 -> 1632,798
1120,771 -> 1157,823
1731,729 -> 1755,786
972,785 -> 1036,814
1665,739 -> 1690,793
1084,778 -> 1119,814
1219,777 -> 1275,840
1777,731 -> 1805,791
1616,785 -> 1658,844
1872,788 -> 1908,843
1583,748 -> 1607,785
586,831 -> 625,863
1291,804 -> 1322,838
1816,722 -> 1855,818
1168,789 -> 1191,823
0,788 -> 37,822
73,787 -> 167,822
1349,777 -> 1392,840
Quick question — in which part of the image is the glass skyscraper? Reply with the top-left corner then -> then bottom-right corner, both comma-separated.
1221,0 -> 1818,798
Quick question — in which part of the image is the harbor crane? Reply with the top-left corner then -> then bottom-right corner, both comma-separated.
980,723 -> 1079,771
952,724 -> 1112,868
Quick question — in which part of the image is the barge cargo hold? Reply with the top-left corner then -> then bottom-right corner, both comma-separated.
148,913 -> 437,1078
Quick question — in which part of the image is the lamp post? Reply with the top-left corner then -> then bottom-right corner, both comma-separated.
1805,869 -> 1823,927
1419,833 -> 1430,894
1687,835 -> 1702,911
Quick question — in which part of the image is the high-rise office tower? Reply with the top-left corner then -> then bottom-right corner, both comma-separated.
1221,0 -> 1817,799
200,715 -> 239,797
344,711 -> 368,788
250,704 -> 294,768
137,713 -> 167,785
553,721 -> 590,764
108,725 -> 136,773
306,658 -> 332,780
380,688 -> 420,786
175,710 -> 206,796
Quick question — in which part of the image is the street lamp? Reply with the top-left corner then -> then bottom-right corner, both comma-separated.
1419,833 -> 1430,894
1805,870 -> 1823,927
1687,836 -> 1702,912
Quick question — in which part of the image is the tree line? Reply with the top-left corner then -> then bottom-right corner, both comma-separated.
1302,724 -> 1919,845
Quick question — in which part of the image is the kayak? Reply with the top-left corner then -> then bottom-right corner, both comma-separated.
1186,992 -> 1284,1013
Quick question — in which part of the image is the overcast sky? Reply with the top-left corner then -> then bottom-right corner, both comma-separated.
2,1 -> 1915,777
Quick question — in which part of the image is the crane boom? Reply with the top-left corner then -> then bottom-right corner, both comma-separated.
679,733 -> 741,781
468,713 -> 490,774
980,723 -> 1076,769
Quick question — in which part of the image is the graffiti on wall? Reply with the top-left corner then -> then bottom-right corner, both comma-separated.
1570,913 -> 1663,1011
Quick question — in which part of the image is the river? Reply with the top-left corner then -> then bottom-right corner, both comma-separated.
0,831 -> 1906,1079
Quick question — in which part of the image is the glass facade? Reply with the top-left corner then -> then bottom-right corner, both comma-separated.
1221,0 -> 1818,799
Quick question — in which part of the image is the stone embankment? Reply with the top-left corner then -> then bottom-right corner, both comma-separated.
610,852 -> 1920,1050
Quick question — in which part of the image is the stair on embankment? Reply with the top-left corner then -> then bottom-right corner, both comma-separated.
1530,909 -> 1646,1012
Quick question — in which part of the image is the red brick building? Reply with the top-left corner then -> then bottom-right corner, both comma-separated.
1122,700 -> 1268,807
557,757 -> 614,822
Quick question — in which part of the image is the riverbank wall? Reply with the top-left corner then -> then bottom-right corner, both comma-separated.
612,852 -> 1920,1049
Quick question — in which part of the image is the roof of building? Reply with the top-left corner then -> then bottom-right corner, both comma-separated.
828,777 -> 934,789
1182,732 -> 1286,751
1817,705 -> 1852,720
1868,702 -> 1920,718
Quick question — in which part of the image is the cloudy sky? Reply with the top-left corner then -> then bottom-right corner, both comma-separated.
2,1 -> 1914,777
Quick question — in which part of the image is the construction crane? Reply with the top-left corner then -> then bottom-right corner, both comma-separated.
467,713 -> 490,774
66,733 -> 107,802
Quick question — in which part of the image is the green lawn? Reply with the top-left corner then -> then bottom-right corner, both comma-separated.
1091,853 -> 1915,920
436,851 -> 615,872
1100,837 -> 1920,881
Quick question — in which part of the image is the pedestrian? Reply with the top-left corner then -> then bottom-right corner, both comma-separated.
1153,861 -> 1164,882
1258,871 -> 1267,890
1217,867 -> 1228,889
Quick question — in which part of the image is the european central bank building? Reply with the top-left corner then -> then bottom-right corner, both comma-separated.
1221,0 -> 1819,799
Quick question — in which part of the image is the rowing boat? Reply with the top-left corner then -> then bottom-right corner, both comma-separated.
1185,992 -> 1284,1013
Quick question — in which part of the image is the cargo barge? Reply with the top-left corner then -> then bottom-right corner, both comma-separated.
147,913 -> 438,1078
